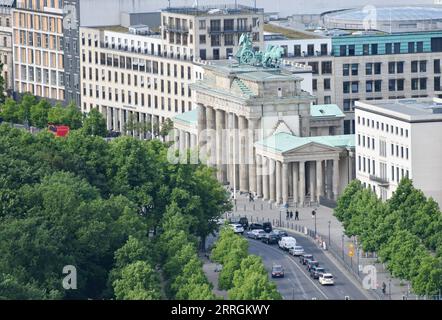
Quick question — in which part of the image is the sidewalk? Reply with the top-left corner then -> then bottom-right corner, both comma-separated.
226,190 -> 414,300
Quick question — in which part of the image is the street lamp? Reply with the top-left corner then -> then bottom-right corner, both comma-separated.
389,279 -> 392,300
328,220 -> 331,247
312,209 -> 317,238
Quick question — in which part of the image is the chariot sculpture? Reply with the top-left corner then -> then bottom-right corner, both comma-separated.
235,33 -> 284,68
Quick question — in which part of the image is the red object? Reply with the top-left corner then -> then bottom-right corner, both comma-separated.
55,126 -> 70,137
48,124 -> 70,137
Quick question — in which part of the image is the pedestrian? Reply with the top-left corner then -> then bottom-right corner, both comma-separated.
290,211 -> 293,220
295,210 -> 299,221
382,282 -> 386,294
286,210 -> 289,220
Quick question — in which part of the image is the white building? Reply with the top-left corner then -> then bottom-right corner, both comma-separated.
355,98 -> 442,206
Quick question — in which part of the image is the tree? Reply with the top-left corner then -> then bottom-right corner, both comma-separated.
113,261 -> 161,300
228,255 -> 281,300
82,108 -> 107,137
30,100 -> 51,128
160,118 -> 174,139
64,102 -> 83,129
0,98 -> 20,123
0,62 -> 5,104
334,179 -> 363,222
17,94 -> 37,125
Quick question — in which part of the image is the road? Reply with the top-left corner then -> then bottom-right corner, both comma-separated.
247,232 -> 371,300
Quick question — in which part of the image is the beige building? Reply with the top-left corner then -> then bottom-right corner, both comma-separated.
0,1 -> 14,94
174,60 -> 355,206
12,0 -> 65,101
161,5 -> 264,61
80,5 -> 266,135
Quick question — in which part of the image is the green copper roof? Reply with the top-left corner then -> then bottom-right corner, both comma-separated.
174,109 -> 197,125
255,132 -> 355,153
310,104 -> 345,118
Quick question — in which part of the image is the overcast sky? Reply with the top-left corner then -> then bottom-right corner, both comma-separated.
145,0 -> 437,15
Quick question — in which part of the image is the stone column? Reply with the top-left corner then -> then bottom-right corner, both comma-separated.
190,134 -> 197,149
227,113 -> 235,185
269,159 -> 276,202
206,107 -> 216,166
256,155 -> 263,198
282,162 -> 289,206
248,118 -> 259,194
216,109 -> 227,184
238,116 -> 249,192
276,161 -> 282,205
292,162 -> 299,205
106,107 -> 112,131
197,104 -> 206,150
333,158 -> 340,201
299,161 -> 306,206
119,109 -> 124,133
179,130 -> 186,154
310,161 -> 316,202
316,160 -> 323,202
113,108 -> 119,132
262,156 -> 269,200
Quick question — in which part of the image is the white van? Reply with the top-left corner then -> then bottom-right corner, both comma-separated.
278,236 -> 297,251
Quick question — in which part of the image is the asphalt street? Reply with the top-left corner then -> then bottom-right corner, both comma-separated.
247,232 -> 371,300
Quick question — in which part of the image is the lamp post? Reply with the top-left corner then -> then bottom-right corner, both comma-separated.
341,234 -> 344,259
389,279 -> 392,300
312,210 -> 317,238
328,220 -> 331,247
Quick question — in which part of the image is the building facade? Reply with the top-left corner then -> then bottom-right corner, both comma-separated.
12,0 -> 65,101
281,30 -> 442,134
161,5 -> 264,61
175,60 -> 355,206
355,98 -> 442,206
0,0 -> 14,94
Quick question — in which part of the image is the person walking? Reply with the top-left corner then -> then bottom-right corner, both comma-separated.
286,210 -> 289,220
295,210 -> 299,221
382,282 -> 387,295
290,211 -> 293,220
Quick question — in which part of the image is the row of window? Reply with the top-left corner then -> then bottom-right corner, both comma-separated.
357,156 -> 409,183
338,40 -> 428,56
357,116 -> 409,137
82,85 -> 192,113
344,78 -> 429,94
16,30 -> 63,51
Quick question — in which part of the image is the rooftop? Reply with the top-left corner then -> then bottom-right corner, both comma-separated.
311,104 -> 345,118
255,132 -> 355,153
162,4 -> 263,16
264,23 -> 322,40
355,98 -> 442,122
174,109 -> 197,126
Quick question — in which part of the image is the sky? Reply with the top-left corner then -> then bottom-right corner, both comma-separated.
144,0 -> 438,15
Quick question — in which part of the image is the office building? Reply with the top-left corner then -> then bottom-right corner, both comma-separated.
0,0 -> 14,94
355,98 -> 442,206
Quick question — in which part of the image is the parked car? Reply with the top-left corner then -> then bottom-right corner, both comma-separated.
278,236 -> 297,251
319,273 -> 334,285
261,232 -> 279,245
229,217 -> 249,229
289,246 -> 305,256
271,265 -> 285,278
262,222 -> 272,233
248,223 -> 264,231
247,229 -> 266,239
306,260 -> 319,272
310,266 -> 326,279
299,254 -> 314,265
230,224 -> 244,234
272,229 -> 288,240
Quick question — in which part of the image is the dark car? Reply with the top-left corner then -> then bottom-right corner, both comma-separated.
262,222 -> 272,233
261,232 -> 279,245
310,266 -> 326,279
248,223 -> 264,231
239,217 -> 249,229
272,229 -> 288,241
299,254 -> 314,265
307,260 -> 319,272
271,265 -> 285,278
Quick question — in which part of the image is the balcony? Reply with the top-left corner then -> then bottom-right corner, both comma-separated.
208,26 -> 253,34
369,175 -> 390,187
164,24 -> 189,34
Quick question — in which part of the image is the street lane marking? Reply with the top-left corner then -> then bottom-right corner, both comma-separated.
249,239 -> 329,300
